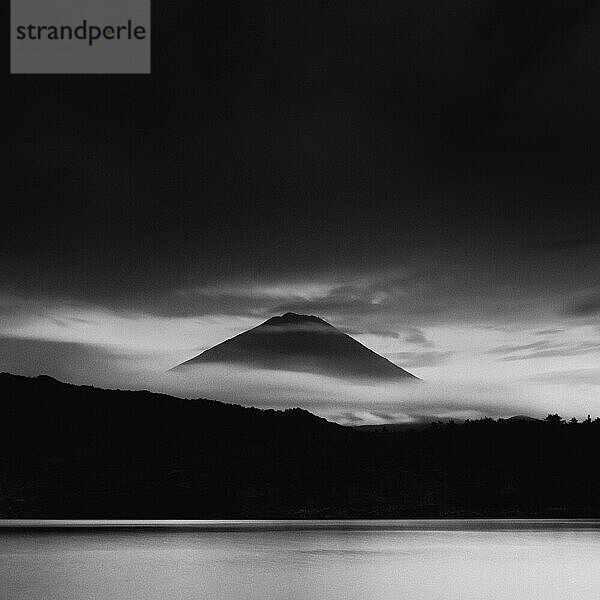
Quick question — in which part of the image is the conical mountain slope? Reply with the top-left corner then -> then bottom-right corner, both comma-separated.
173,312 -> 418,380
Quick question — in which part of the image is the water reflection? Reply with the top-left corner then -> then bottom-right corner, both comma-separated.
1,521 -> 599,600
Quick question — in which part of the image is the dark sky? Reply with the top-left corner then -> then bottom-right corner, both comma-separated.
3,1 -> 600,423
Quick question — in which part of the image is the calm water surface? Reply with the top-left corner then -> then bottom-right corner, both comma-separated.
1,520 -> 598,600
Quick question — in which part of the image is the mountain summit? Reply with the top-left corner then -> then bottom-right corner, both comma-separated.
172,312 -> 417,380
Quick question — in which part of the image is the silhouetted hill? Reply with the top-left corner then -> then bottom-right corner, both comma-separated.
172,312 -> 417,380
1,373 -> 599,518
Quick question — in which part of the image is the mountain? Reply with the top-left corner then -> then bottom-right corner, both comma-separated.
1,373 -> 599,519
505,415 -> 539,422
172,312 -> 417,380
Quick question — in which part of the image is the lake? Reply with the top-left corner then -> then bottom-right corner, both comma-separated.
1,520 -> 599,600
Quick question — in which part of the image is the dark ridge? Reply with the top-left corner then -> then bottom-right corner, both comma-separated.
354,419 -> 465,433
0,373 -> 600,519
1,372 -> 600,519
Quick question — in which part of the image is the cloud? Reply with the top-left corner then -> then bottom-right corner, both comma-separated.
2,1 -> 600,339
6,261 -> 543,328
523,368 -> 600,386
344,328 -> 402,339
485,329 -> 600,362
261,266 -> 558,329
162,362 -> 600,425
387,350 -> 455,368
486,341 -> 552,355
3,332 -> 600,426
0,336 -> 151,389
343,324 -> 434,345
498,341 -> 600,361
162,364 -> 533,423
0,293 -> 260,372
403,327 -> 434,348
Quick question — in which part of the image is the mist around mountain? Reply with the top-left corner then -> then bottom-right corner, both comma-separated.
172,312 -> 417,381
1,373 -> 599,519
355,415 -> 539,432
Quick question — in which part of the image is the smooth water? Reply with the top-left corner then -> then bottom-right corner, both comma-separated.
1,520 -> 599,600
